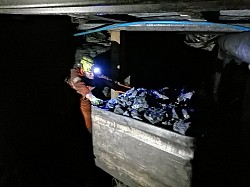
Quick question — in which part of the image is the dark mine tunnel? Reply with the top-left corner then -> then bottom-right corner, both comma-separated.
0,14 -> 249,187
0,15 -> 113,187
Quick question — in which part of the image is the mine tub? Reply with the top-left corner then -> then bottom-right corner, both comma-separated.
92,106 -> 196,187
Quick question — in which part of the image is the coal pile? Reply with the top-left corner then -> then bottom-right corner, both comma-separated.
96,87 -> 200,136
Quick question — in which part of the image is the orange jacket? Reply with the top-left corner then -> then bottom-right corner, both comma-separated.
67,69 -> 93,130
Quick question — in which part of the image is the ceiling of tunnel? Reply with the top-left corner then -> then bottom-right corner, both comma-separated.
0,0 -> 250,33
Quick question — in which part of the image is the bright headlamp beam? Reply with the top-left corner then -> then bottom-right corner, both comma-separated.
93,67 -> 101,75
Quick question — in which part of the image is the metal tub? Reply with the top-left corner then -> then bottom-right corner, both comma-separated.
92,106 -> 196,187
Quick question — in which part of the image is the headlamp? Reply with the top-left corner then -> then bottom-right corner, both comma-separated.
93,66 -> 101,75
74,56 -> 102,76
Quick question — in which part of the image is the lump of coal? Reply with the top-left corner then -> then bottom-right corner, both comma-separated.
144,107 -> 165,124
173,120 -> 191,135
98,87 -> 197,136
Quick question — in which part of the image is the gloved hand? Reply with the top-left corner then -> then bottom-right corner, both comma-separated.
86,93 -> 103,106
91,98 -> 103,106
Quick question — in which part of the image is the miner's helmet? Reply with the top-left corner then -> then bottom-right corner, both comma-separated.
74,56 -> 94,72
74,56 -> 101,75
